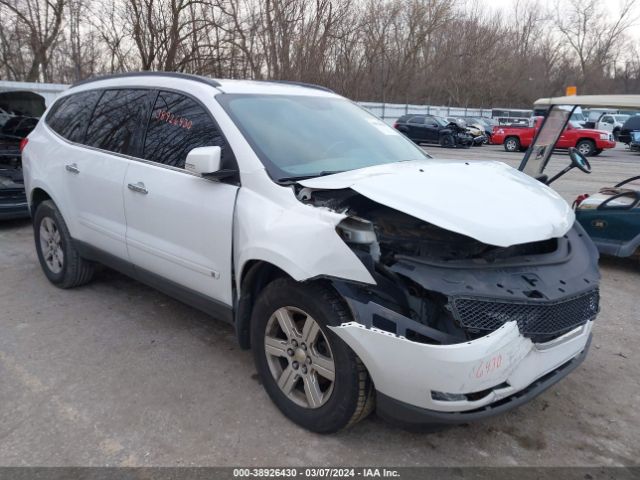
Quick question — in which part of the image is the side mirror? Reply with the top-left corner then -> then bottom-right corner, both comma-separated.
185,146 -> 221,176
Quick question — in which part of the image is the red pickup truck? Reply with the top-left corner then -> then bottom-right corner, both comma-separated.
491,116 -> 616,156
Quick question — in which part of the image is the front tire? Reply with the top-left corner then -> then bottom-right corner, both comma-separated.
576,139 -> 596,157
439,134 -> 455,148
251,278 -> 374,433
34,200 -> 94,288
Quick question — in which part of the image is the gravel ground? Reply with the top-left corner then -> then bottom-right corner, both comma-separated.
0,144 -> 638,467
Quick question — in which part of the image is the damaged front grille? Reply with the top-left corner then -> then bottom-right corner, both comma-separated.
450,289 -> 599,343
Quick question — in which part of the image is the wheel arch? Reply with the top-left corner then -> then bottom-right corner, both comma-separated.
235,259 -> 292,349
29,187 -> 53,217
576,137 -> 596,146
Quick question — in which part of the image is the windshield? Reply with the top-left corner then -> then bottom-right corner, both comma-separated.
433,116 -> 450,127
519,105 -> 573,177
218,94 -> 428,181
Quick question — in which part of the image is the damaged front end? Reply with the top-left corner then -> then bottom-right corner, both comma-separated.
297,185 -> 600,424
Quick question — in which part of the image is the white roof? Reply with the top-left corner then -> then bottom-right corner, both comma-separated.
534,94 -> 640,109
215,79 -> 336,97
66,73 -> 336,98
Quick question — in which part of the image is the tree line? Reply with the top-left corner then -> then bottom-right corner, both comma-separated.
0,0 -> 638,108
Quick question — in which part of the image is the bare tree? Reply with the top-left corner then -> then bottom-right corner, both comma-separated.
0,0 -> 67,81
555,0 -> 639,87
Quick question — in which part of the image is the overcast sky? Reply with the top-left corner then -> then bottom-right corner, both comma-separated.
472,0 -> 640,39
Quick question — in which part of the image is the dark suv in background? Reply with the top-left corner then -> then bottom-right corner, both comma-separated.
394,114 -> 473,148
0,91 -> 45,220
618,114 -> 640,146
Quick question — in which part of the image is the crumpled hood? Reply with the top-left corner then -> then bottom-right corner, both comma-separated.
299,159 -> 574,247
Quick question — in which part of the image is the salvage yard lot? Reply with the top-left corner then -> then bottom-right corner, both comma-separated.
0,144 -> 638,467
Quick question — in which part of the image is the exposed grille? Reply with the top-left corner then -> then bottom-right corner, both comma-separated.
450,289 -> 599,343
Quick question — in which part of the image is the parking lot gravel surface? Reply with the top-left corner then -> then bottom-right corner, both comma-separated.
0,144 -> 638,467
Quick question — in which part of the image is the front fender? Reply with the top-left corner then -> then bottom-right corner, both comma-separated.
233,187 -> 375,292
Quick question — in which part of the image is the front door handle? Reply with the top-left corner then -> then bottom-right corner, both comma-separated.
127,182 -> 148,195
65,163 -> 79,174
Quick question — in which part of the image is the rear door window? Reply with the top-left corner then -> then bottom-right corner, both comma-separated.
45,90 -> 101,143
408,116 -> 425,125
143,91 -> 228,169
85,89 -> 154,155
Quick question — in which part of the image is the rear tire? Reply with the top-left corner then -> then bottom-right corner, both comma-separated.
439,134 -> 455,148
576,139 -> 596,157
251,278 -> 374,433
34,200 -> 94,288
504,136 -> 520,152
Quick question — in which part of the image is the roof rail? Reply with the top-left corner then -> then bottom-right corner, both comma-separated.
71,71 -> 221,88
266,80 -> 334,93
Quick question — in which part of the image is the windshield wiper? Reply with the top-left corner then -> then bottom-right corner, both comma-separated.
277,170 -> 345,184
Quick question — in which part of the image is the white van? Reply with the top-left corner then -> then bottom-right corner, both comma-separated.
22,73 -> 599,432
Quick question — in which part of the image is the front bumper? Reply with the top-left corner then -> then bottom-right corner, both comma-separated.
599,140 -> 617,149
330,300 -> 593,421
376,334 -> 590,428
456,135 -> 473,147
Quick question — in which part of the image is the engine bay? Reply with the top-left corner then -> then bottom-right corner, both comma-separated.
296,186 -> 601,346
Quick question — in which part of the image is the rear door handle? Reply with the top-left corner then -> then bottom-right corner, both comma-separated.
65,163 -> 79,174
127,182 -> 148,195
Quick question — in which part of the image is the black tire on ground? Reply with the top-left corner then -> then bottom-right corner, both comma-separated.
592,149 -> 603,156
504,136 -> 520,152
33,200 -> 95,288
251,278 -> 374,433
439,134 -> 455,148
576,139 -> 596,157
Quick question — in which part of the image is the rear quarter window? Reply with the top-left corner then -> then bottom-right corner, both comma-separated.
45,90 -> 101,143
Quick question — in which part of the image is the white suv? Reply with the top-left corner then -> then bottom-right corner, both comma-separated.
23,73 -> 600,433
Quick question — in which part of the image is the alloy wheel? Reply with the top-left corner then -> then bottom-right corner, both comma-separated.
264,306 -> 335,409
39,217 -> 64,274
578,143 -> 592,156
